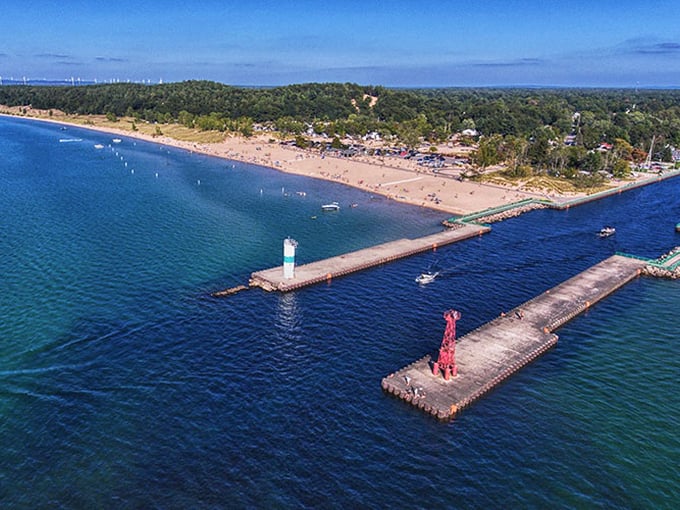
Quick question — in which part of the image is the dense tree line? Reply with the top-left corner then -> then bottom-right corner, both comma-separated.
0,81 -> 374,123
1,81 -> 678,147
2,81 -> 679,181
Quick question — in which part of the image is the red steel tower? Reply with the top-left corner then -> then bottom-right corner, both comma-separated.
432,309 -> 462,380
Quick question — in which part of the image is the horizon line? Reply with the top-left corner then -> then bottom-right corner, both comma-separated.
0,77 -> 678,91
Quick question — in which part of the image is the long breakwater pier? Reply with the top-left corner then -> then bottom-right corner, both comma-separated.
218,170 -> 680,297
248,223 -> 489,292
381,254 -> 649,420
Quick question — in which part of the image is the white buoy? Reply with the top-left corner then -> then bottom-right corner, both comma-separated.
283,238 -> 298,279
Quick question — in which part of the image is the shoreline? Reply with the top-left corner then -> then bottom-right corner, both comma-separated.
2,110 -> 676,219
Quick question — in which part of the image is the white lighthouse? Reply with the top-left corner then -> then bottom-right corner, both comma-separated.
283,238 -> 298,279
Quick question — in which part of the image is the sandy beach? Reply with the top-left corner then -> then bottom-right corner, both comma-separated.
1,109 -> 667,217
183,134 -> 541,216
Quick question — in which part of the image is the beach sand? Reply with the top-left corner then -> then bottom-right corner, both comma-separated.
1,109 -> 663,217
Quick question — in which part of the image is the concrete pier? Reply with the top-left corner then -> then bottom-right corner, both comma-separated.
381,254 -> 648,420
248,223 -> 489,292
642,246 -> 680,279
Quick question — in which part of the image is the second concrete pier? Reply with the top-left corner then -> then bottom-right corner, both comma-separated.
249,223 -> 489,292
382,254 -> 648,420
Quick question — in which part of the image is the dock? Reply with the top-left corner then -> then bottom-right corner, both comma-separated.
248,223 -> 489,292
381,254 -> 648,420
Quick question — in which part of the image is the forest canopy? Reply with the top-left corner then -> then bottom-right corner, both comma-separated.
2,81 -> 678,181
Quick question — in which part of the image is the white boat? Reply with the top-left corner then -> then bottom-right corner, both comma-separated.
112,138 -> 122,144
94,144 -> 104,149
598,226 -> 616,238
321,202 -> 340,212
415,271 -> 439,284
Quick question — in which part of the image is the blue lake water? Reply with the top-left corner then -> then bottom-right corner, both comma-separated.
1,116 -> 678,508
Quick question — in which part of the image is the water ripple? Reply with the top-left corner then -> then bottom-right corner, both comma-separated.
1,117 -> 678,508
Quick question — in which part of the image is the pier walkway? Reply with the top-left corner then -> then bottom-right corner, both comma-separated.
659,250 -> 680,270
444,169 -> 680,226
381,254 -> 647,420
248,223 -> 489,292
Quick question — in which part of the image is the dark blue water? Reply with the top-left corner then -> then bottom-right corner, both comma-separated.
1,116 -> 678,508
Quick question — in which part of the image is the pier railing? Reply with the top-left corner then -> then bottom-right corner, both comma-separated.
445,168 -> 680,226
619,248 -> 680,271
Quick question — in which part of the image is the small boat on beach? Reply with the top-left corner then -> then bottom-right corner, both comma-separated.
321,202 -> 340,212
598,226 -> 616,238
415,271 -> 439,285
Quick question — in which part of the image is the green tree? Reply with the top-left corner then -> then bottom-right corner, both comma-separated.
395,119 -> 424,148
178,110 -> 195,128
544,145 -> 565,176
473,134 -> 503,168
527,135 -> 551,170
236,116 -> 254,137
461,118 -> 476,131
582,151 -> 604,173
611,158 -> 631,178
294,135 -> 309,148
503,135 -> 529,175
613,138 -> 633,160
196,113 -> 225,131
276,116 -> 304,135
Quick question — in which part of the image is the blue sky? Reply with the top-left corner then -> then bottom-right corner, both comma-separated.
1,0 -> 679,87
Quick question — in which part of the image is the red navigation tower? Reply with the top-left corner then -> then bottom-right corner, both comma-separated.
432,309 -> 462,380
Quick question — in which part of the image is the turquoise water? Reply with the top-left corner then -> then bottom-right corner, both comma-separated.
1,116 -> 678,508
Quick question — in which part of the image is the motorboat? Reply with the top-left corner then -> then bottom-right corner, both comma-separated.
598,226 -> 616,238
415,271 -> 439,284
321,202 -> 340,212
675,222 -> 680,233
